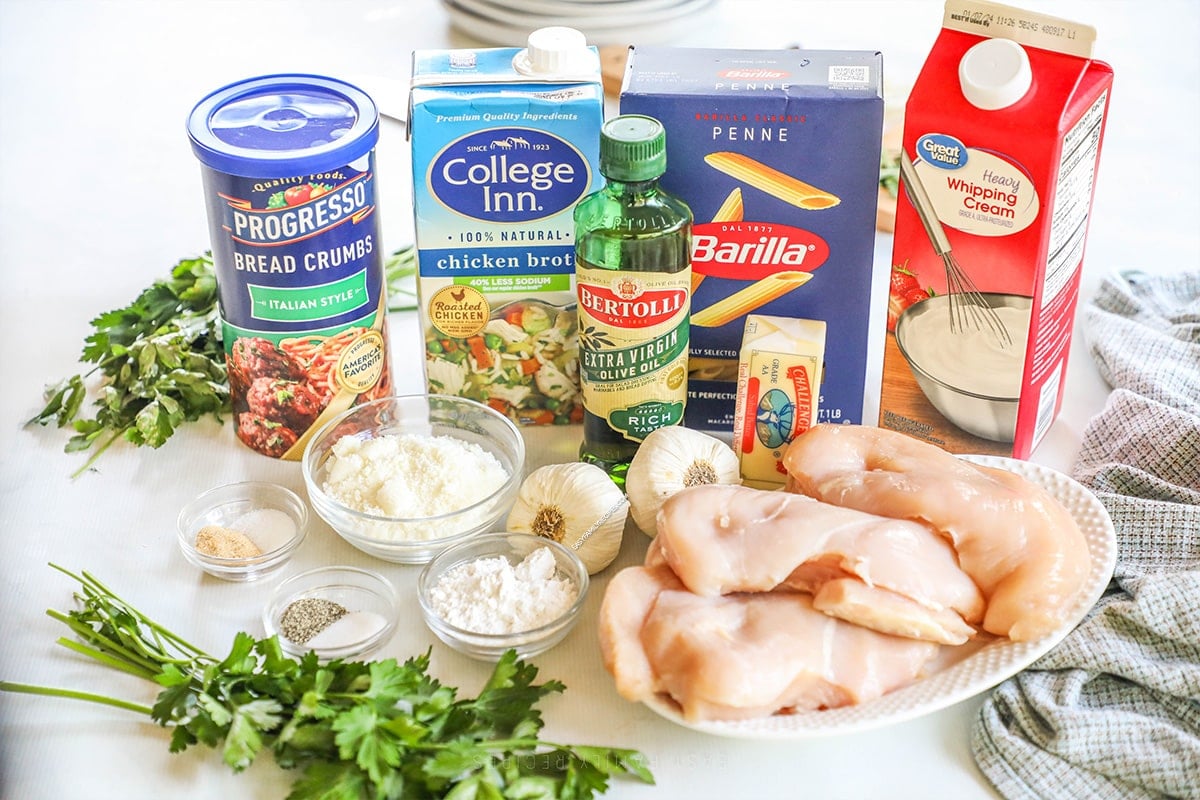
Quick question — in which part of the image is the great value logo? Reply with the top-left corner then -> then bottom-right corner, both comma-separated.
692,221 -> 829,280
917,133 -> 968,170
429,128 -> 590,222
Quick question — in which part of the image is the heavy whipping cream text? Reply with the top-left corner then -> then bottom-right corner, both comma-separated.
913,133 -> 1038,234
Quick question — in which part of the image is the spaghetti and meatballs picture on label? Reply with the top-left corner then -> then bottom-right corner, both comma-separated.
228,329 -> 389,458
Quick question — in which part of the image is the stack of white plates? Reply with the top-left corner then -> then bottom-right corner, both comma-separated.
442,0 -> 718,46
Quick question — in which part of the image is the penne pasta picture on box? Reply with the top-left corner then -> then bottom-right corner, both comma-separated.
621,47 -> 886,433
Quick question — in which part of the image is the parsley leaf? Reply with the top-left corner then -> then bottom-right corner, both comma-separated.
28,254 -> 228,477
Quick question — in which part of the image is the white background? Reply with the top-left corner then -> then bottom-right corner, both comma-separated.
1,1 -> 1196,799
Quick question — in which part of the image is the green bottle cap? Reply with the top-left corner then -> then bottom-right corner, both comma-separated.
600,115 -> 667,182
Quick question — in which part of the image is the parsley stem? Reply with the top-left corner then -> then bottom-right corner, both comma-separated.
70,430 -> 123,479
0,681 -> 153,715
47,609 -> 168,677
54,636 -> 159,682
55,565 -> 211,661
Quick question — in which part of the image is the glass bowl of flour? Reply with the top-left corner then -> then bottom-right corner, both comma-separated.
417,532 -> 589,661
303,395 -> 525,564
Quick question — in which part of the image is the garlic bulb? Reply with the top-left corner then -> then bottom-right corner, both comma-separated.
506,462 -> 628,574
626,426 -> 741,536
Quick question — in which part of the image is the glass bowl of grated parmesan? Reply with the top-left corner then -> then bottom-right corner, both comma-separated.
417,532 -> 589,661
302,394 -> 526,564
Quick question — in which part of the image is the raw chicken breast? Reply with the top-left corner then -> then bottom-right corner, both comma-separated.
598,565 -> 939,722
782,424 -> 1091,641
598,564 -> 685,702
649,483 -> 984,644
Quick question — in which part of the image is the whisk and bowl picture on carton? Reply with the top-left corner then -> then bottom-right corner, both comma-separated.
891,150 -> 1031,444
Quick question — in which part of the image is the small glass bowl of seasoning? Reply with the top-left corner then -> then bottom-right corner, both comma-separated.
417,532 -> 589,661
264,566 -> 400,661
177,482 -> 308,581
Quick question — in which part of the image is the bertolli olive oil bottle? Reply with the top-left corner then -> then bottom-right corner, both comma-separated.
574,115 -> 692,483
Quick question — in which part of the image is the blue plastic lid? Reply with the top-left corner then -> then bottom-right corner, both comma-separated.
188,74 -> 379,178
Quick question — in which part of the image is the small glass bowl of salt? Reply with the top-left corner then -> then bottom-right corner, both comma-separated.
177,481 -> 308,581
417,532 -> 589,661
263,566 -> 401,661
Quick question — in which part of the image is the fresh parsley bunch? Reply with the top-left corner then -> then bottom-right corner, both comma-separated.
31,248 -> 420,477
0,566 -> 654,800
30,254 -> 229,477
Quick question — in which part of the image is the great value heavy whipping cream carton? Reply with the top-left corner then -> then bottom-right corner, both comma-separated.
881,0 -> 1112,459
621,47 -> 885,432
409,28 -> 603,426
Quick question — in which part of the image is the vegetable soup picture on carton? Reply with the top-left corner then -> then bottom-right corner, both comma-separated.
880,0 -> 1113,458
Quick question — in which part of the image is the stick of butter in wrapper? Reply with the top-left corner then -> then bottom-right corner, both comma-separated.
732,314 -> 826,488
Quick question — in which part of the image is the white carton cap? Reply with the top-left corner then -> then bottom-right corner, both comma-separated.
958,38 -> 1032,110
512,26 -> 595,77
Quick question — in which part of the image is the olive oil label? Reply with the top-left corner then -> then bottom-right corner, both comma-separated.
576,264 -> 691,442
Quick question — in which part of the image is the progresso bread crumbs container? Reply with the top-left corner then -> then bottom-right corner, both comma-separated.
188,74 -> 392,459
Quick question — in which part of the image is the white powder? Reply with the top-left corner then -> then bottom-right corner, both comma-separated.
230,508 -> 296,553
429,547 -> 578,634
322,432 -> 509,541
306,610 -> 388,650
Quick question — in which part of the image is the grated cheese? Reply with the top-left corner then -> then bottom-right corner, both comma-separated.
323,433 -> 508,541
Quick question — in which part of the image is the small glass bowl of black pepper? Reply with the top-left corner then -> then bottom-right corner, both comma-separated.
263,566 -> 401,661
417,532 -> 589,661
177,481 -> 308,581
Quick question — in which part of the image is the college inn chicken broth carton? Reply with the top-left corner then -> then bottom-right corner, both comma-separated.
881,1 -> 1112,459
620,47 -> 886,437
409,29 -> 603,425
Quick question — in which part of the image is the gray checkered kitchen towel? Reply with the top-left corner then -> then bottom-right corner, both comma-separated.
972,271 -> 1200,799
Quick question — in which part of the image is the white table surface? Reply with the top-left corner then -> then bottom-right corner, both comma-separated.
1,1 -> 1196,798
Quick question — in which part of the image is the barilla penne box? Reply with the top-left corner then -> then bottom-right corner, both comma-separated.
881,1 -> 1112,458
409,31 -> 603,425
621,47 -> 885,432
733,314 -> 826,488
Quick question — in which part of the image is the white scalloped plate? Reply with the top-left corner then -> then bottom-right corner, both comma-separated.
642,455 -> 1117,738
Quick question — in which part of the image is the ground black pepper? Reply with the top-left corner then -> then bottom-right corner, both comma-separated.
279,597 -> 347,644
